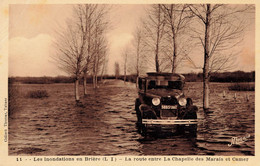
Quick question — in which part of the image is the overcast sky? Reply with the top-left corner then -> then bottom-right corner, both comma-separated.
9,4 -> 255,77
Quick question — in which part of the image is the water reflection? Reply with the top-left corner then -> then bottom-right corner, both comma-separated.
136,126 -> 198,155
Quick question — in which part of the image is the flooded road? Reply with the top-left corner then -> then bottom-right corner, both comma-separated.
8,80 -> 254,155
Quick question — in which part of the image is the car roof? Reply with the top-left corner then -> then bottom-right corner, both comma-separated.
139,72 -> 185,81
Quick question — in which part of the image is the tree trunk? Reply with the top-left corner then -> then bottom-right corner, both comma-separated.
95,75 -> 98,88
124,52 -> 127,84
83,72 -> 87,96
203,4 -> 211,110
203,73 -> 210,110
155,4 -> 161,73
124,73 -> 126,83
155,46 -> 160,72
136,66 -> 139,87
75,78 -> 80,102
172,35 -> 177,73
136,76 -> 138,88
93,75 -> 96,88
136,39 -> 140,77
172,55 -> 176,73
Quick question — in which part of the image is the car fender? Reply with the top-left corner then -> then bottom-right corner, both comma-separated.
139,104 -> 158,119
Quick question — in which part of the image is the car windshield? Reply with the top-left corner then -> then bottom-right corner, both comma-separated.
147,80 -> 183,90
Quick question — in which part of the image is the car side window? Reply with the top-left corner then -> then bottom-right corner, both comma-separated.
148,80 -> 156,89
142,79 -> 146,90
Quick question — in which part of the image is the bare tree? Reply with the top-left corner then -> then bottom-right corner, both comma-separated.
127,26 -> 148,86
142,4 -> 166,72
114,62 -> 120,79
92,26 -> 108,88
53,13 -> 88,102
161,4 -> 193,73
188,4 -> 252,110
121,47 -> 129,83
73,5 -> 97,95
53,4 -> 110,101
100,55 -> 108,82
72,5 -> 110,94
132,26 -> 143,77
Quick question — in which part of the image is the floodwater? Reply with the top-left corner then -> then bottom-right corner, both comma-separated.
8,80 -> 255,155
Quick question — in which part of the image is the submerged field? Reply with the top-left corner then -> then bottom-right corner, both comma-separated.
8,80 -> 255,155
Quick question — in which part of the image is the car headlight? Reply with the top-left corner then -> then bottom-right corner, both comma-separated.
178,97 -> 187,106
152,98 -> 160,106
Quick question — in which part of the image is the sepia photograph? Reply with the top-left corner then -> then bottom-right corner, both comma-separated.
7,3 -> 255,157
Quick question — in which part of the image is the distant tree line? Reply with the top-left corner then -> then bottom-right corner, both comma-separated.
8,76 -> 75,84
8,76 -> 92,84
183,71 -> 255,82
114,70 -> 255,83
209,71 -> 255,82
122,71 -> 255,83
8,71 -> 254,84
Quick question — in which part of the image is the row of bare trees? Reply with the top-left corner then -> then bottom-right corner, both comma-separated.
122,4 -> 195,78
124,4 -> 253,110
54,4 -> 253,109
54,4 -> 110,102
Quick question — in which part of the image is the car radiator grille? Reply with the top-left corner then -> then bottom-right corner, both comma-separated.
160,97 -> 178,117
161,97 -> 178,105
161,109 -> 177,117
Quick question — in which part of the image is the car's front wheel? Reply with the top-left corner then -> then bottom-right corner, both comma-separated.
184,98 -> 198,119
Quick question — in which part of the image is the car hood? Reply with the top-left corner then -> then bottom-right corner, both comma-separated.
146,89 -> 183,98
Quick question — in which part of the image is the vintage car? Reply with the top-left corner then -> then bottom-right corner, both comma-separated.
135,72 -> 198,135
